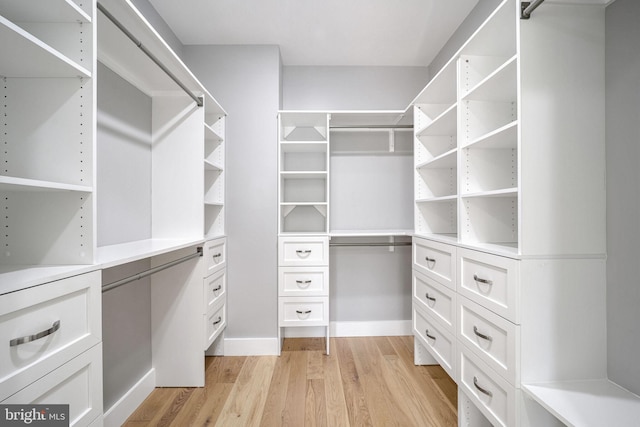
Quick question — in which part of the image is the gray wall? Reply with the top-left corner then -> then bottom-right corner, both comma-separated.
606,0 -> 640,395
183,45 -> 282,340
427,0 -> 503,77
97,62 -> 153,410
282,66 -> 428,110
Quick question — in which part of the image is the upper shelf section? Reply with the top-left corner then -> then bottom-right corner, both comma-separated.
0,0 -> 91,23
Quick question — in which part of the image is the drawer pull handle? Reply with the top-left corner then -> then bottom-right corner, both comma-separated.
473,326 -> 493,342
296,280 -> 312,288
425,293 -> 436,303
10,320 -> 61,347
296,250 -> 312,257
213,253 -> 222,258
473,376 -> 493,397
296,310 -> 312,315
425,257 -> 436,269
212,316 -> 222,326
473,274 -> 493,286
425,329 -> 436,340
212,285 -> 222,292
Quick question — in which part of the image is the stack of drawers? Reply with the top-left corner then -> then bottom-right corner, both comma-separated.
278,236 -> 329,353
412,237 -> 520,427
203,238 -> 227,349
0,271 -> 103,426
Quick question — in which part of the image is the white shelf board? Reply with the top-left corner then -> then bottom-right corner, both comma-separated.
280,171 -> 327,180
523,380 -> 640,427
413,233 -> 458,245
0,0 -> 91,23
330,229 -> 413,237
461,187 -> 518,198
458,239 -> 519,258
411,60 -> 457,105
464,120 -> 518,149
205,123 -> 224,142
204,159 -> 223,171
96,238 -> 205,269
280,141 -> 328,153
415,148 -> 457,169
0,264 -> 98,296
0,16 -> 91,78
0,176 -> 93,193
461,55 -> 518,102
416,104 -> 457,137
204,201 -> 224,207
415,195 -> 458,203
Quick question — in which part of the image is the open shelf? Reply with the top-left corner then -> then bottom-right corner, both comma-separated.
416,148 -> 457,169
461,143 -> 517,194
415,199 -> 457,237
0,0 -> 92,23
416,103 -> 457,137
0,176 -> 92,193
280,204 -> 327,234
460,55 -> 517,101
523,380 -> 640,427
458,0 -> 517,59
0,16 -> 91,78
412,59 -> 457,106
460,195 -> 518,248
96,238 -> 204,269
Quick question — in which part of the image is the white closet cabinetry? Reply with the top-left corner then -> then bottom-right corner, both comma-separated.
412,1 -> 609,426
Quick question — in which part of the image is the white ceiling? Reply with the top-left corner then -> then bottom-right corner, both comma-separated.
147,0 -> 479,67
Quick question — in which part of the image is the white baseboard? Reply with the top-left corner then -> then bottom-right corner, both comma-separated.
331,320 -> 412,337
103,368 -> 156,427
223,337 -> 280,356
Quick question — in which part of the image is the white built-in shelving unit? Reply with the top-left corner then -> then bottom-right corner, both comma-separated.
410,1 -> 623,426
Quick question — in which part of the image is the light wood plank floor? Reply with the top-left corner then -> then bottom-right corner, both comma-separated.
123,336 -> 457,427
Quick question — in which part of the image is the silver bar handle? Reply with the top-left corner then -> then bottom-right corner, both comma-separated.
473,274 -> 493,286
425,293 -> 436,303
296,250 -> 311,255
473,326 -> 493,342
296,310 -> 312,315
10,320 -> 61,347
212,253 -> 222,258
212,285 -> 222,292
295,280 -> 312,288
473,376 -> 493,397
425,329 -> 436,340
212,317 -> 222,325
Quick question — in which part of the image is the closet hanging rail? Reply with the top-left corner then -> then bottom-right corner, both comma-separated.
521,0 -> 545,19
102,247 -> 203,293
96,2 -> 204,107
329,242 -> 412,247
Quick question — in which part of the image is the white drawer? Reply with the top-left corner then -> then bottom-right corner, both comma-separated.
2,343 -> 103,427
413,270 -> 455,333
278,236 -> 329,266
458,345 -> 515,427
204,269 -> 226,312
204,237 -> 226,276
205,303 -> 226,349
279,267 -> 329,297
413,238 -> 456,289
279,297 -> 328,327
458,296 -> 519,386
413,306 -> 456,380
458,248 -> 520,323
0,271 -> 101,401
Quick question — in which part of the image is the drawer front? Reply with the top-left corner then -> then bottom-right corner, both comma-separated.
458,297 -> 519,386
458,346 -> 515,427
2,343 -> 103,427
413,306 -> 456,380
279,267 -> 329,297
279,297 -> 328,326
205,303 -> 226,348
413,270 -> 455,333
457,248 -> 519,323
279,237 -> 329,266
413,238 -> 456,289
204,237 -> 226,276
0,271 -> 101,401
204,269 -> 226,311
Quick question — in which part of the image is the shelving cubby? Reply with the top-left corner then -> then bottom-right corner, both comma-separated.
278,112 -> 330,234
0,1 -> 95,275
203,94 -> 226,239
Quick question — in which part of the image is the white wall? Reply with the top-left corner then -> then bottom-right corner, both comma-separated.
183,45 -> 282,343
282,66 -> 428,110
605,0 -> 640,395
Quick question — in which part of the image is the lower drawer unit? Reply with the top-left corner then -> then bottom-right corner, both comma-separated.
279,297 -> 328,327
413,270 -> 456,333
413,238 -> 456,289
458,344 -> 516,427
413,305 -> 456,380
204,268 -> 226,312
204,237 -> 226,276
278,236 -> 329,266
0,271 -> 102,401
458,296 -> 519,386
2,343 -> 103,427
205,302 -> 226,349
279,266 -> 329,296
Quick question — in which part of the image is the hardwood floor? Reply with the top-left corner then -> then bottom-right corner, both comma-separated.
123,336 -> 457,427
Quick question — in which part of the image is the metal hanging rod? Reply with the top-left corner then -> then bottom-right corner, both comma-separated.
330,242 -> 412,247
521,0 -> 545,19
102,247 -> 203,293
97,2 -> 203,107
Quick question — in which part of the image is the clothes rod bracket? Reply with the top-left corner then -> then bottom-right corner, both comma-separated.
97,2 -> 203,107
521,0 -> 545,19
102,247 -> 203,293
